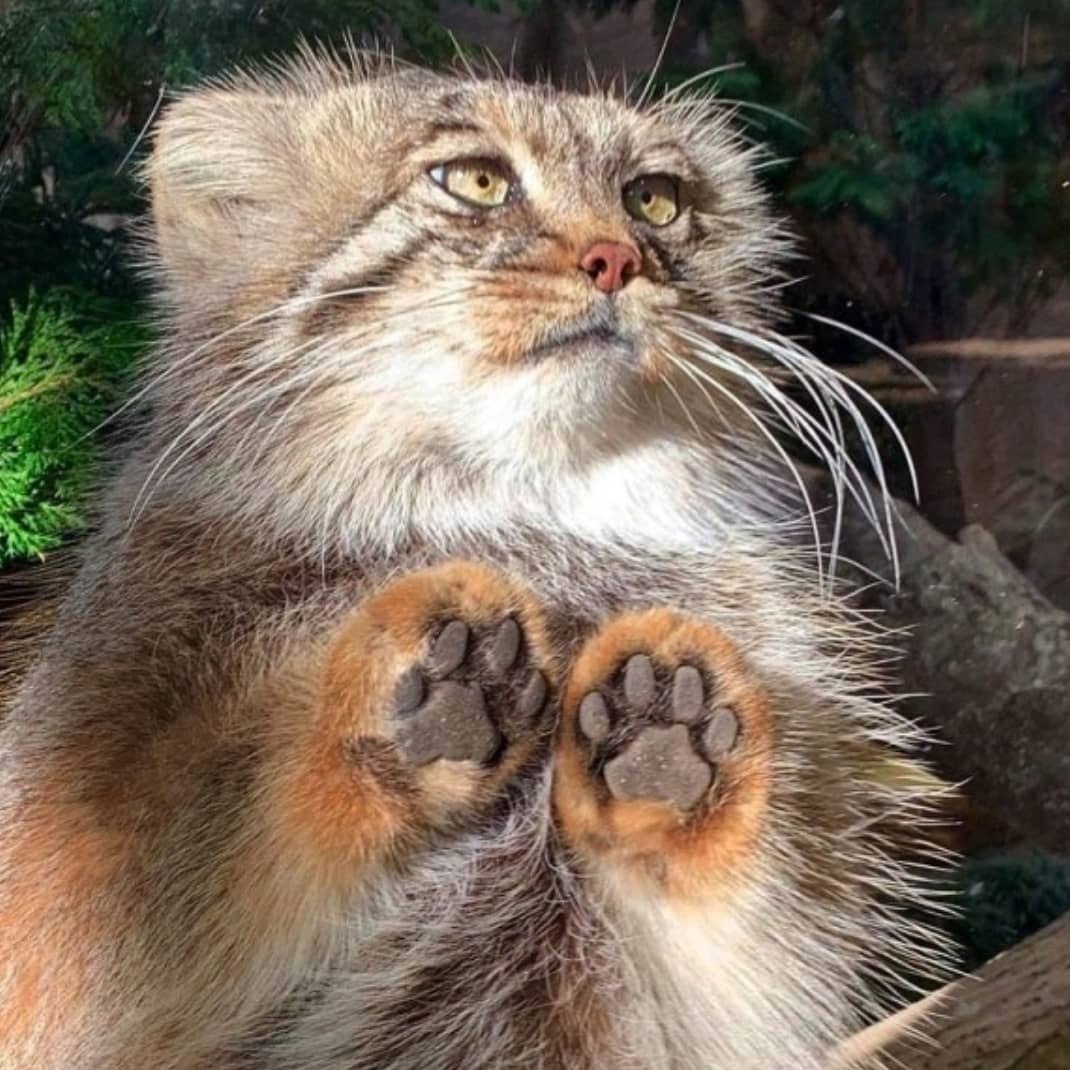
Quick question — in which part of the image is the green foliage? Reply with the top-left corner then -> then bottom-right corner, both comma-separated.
1,0 -> 452,134
0,0 -> 456,310
790,132 -> 915,222
892,76 -> 1070,292
0,289 -> 147,564
0,143 -> 139,305
952,852 -> 1070,971
655,0 -> 1070,344
0,0 -> 471,563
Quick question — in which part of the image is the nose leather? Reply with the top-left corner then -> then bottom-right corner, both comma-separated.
579,241 -> 642,293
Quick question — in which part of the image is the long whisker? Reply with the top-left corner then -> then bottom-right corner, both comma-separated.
673,328 -> 840,474
126,333 -> 331,527
674,310 -> 911,580
85,285 -> 390,441
749,320 -> 923,503
707,96 -> 811,134
654,351 -> 702,437
802,313 -> 935,392
221,357 -> 343,478
126,284 -> 421,522
666,354 -> 800,518
675,326 -> 844,473
129,288 -> 474,529
635,0 -> 681,108
771,328 -> 919,509
662,350 -> 827,589
750,322 -> 925,583
655,63 -> 747,104
678,325 -> 888,570
669,322 -> 894,570
755,345 -> 851,565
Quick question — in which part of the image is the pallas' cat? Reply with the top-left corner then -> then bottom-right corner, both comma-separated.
0,51 -> 948,1069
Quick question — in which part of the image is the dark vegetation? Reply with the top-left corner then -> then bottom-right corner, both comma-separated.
663,1 -> 1070,345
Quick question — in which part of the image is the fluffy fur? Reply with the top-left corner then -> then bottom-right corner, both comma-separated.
0,49 -> 951,1069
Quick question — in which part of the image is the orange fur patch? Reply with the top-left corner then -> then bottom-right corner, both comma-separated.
0,795 -> 129,1057
553,608 -> 773,903
260,560 -> 558,896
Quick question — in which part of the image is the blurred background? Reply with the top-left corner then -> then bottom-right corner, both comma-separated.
2,1 -> 1069,1055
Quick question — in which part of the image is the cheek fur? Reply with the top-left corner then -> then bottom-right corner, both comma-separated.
466,281 -> 594,366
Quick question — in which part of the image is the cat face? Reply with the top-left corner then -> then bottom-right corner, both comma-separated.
289,79 -> 768,372
145,57 -> 789,495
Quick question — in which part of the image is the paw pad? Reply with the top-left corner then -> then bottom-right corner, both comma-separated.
395,679 -> 498,765
426,620 -> 470,677
578,659 -> 742,812
604,724 -> 712,810
393,617 -> 550,767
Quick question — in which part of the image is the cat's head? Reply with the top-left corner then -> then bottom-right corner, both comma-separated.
147,56 -> 779,448
141,52 -> 891,552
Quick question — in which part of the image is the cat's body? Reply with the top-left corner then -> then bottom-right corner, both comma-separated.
0,53 -> 946,1069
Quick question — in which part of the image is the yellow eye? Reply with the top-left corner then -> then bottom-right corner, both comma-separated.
430,159 -> 512,208
623,174 -> 680,226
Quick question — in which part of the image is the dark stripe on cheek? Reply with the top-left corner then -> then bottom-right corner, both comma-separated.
290,190 -> 404,300
688,212 -> 711,246
641,233 -> 688,284
299,235 -> 427,337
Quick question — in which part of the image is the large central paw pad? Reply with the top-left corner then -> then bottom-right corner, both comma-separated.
578,655 -> 742,811
393,616 -> 550,766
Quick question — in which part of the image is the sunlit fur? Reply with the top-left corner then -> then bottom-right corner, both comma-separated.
0,48 -> 952,1069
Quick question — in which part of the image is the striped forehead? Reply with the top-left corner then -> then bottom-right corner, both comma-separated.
421,84 -> 686,202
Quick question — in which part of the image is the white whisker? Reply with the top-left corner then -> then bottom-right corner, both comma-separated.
126,334 -> 330,528
635,0 -> 681,108
667,353 -> 800,517
669,321 -> 893,571
128,287 -> 475,531
86,284 -> 390,441
802,313 -> 936,392
662,350 -> 827,589
655,63 -> 747,104
657,356 -> 703,436
671,308 -> 914,582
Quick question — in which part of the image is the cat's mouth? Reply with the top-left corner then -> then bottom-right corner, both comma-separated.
523,309 -> 637,363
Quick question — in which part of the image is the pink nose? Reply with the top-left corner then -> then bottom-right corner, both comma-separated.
580,241 -> 641,293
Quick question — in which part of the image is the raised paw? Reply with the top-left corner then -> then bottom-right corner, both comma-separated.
553,609 -> 771,898
264,562 -> 558,893
320,560 -> 558,830
392,614 -> 552,767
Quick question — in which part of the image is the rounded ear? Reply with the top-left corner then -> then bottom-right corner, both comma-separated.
145,87 -> 295,295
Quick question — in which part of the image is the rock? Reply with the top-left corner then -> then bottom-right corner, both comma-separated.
868,340 -> 1070,611
820,475 -> 1070,855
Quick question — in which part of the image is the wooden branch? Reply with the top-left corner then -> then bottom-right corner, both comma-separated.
834,911 -> 1070,1069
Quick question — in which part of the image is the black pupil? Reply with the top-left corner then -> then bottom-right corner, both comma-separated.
642,191 -> 653,204
477,173 -> 491,189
